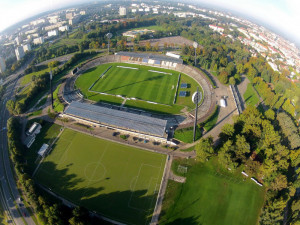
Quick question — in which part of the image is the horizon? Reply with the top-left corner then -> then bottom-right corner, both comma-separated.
0,0 -> 300,47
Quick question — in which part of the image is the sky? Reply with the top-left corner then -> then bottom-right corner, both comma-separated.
0,0 -> 299,44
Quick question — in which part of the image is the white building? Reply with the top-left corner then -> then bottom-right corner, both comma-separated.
119,7 -> 127,16
66,12 -> 73,20
22,44 -> 31,52
0,57 -> 6,73
69,16 -> 81,25
48,30 -> 58,37
59,25 -> 69,32
132,8 -> 137,13
15,46 -> 25,60
80,11 -> 86,15
33,37 -> 44,45
15,36 -> 22,45
30,18 -> 45,26
48,16 -> 59,24
209,24 -> 224,33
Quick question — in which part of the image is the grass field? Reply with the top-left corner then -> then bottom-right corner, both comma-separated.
244,83 -> 259,106
160,158 -> 265,225
174,127 -> 201,143
20,67 -> 56,86
76,63 -> 201,114
90,64 -> 178,105
35,129 -> 166,225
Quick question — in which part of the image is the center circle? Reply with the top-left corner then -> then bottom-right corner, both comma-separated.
84,162 -> 106,182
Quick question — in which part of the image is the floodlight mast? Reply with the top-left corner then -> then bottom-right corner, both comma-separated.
106,33 -> 113,54
193,87 -> 199,142
193,41 -> 198,67
49,70 -> 54,109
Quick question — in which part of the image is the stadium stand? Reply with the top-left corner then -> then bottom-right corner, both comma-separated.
64,101 -> 168,139
62,53 -> 215,129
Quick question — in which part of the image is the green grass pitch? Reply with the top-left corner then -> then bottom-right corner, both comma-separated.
35,129 -> 166,225
160,158 -> 265,225
90,64 -> 179,105
75,63 -> 202,114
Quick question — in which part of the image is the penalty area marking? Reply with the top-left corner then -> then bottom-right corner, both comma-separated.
127,163 -> 163,212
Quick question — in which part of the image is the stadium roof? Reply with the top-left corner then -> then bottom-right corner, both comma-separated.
115,51 -> 183,64
64,101 -> 167,137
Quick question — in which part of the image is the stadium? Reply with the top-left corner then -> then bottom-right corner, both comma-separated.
62,52 -> 214,143
34,51 -> 215,224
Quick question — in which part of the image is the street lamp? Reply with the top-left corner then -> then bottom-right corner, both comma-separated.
106,33 -> 113,54
193,87 -> 200,142
193,41 -> 198,67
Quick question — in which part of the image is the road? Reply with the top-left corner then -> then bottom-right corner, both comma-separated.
0,81 -> 36,225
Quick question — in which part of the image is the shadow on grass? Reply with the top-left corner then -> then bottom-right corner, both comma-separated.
99,75 -> 163,93
36,160 -> 159,225
163,216 -> 201,225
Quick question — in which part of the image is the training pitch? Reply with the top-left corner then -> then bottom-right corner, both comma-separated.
35,129 -> 166,225
160,159 -> 265,225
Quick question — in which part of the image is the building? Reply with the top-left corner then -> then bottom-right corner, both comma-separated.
15,46 -> 25,60
66,12 -> 73,20
33,37 -> 44,45
63,101 -> 168,142
209,24 -> 225,33
24,135 -> 35,148
30,18 -> 45,26
48,16 -> 59,24
26,122 -> 42,136
45,21 -> 66,31
119,7 -> 127,16
69,16 -> 81,25
80,11 -> 86,15
0,57 -> 6,73
22,44 -> 31,52
15,36 -> 22,45
38,144 -> 49,157
48,30 -> 58,37
59,25 -> 69,32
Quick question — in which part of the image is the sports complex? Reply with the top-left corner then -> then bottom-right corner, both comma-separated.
33,51 -> 216,224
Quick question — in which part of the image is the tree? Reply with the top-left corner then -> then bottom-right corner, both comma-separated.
236,63 -> 244,74
234,135 -> 250,162
195,137 -> 214,162
229,76 -> 236,85
219,124 -> 234,142
145,41 -> 151,51
270,174 -> 288,191
6,100 -> 16,115
265,109 -> 275,120
219,70 -> 229,84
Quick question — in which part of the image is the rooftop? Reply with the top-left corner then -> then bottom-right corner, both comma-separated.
64,101 -> 168,137
115,51 -> 183,64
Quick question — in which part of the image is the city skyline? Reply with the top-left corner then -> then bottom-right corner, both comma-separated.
0,0 -> 299,45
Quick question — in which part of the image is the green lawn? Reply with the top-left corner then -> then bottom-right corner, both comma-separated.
244,83 -> 259,106
90,64 -> 178,105
174,127 -> 201,143
160,158 -> 265,225
76,63 -> 201,114
35,129 -> 166,225
20,67 -> 56,86
203,106 -> 220,132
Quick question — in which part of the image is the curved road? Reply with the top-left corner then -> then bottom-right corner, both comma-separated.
0,81 -> 36,225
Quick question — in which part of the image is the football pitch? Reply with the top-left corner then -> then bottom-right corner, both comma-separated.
89,64 -> 179,105
35,129 -> 166,225
160,159 -> 265,225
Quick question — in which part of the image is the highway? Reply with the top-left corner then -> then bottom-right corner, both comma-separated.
0,81 -> 36,224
